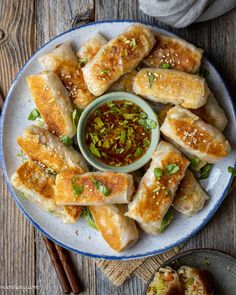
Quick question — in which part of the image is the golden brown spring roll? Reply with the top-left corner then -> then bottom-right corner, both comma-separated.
160,106 -> 231,163
133,68 -> 209,109
173,170 -> 209,216
190,91 -> 228,131
27,71 -> 75,137
82,24 -> 155,96
11,161 -> 82,223
55,170 -> 134,206
178,266 -> 214,295
126,141 -> 189,234
90,205 -> 139,252
17,125 -> 88,174
146,267 -> 184,295
39,43 -> 95,109
77,33 -> 107,63
158,91 -> 227,131
144,33 -> 203,73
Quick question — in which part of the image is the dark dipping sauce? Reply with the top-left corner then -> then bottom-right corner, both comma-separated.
85,100 -> 157,167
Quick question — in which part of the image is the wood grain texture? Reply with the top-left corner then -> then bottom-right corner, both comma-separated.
0,1 -> 36,295
0,0 -> 236,294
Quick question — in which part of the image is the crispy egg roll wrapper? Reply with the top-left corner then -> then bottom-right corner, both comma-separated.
11,160 -> 82,223
126,141 -> 189,235
55,170 -> 134,206
39,43 -> 95,109
160,105 -> 231,163
90,205 -> 139,252
82,24 -> 155,96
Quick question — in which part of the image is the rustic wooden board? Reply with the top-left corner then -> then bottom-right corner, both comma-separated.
0,0 -> 236,294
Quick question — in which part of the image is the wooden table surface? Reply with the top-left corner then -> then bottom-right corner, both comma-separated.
0,1 -> 236,294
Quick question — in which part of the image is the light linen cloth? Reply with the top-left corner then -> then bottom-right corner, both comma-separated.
139,0 -> 236,28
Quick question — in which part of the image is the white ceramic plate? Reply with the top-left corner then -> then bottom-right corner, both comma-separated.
1,20 -> 236,260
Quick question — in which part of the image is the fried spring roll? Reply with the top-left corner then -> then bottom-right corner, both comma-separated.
27,72 -> 75,137
17,125 -> 88,174
178,266 -> 214,295
39,43 -> 95,109
158,91 -> 228,131
90,205 -> 139,252
126,141 -> 189,234
77,33 -> 107,63
11,161 -> 82,223
133,68 -> 209,109
146,267 -> 184,295
173,170 -> 209,216
160,106 -> 231,163
190,91 -> 228,131
55,170 -> 134,206
82,24 -> 155,96
144,33 -> 203,73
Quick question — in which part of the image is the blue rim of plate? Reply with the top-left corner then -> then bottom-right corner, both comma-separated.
0,20 -> 236,260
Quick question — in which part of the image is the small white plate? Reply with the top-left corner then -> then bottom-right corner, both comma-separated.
1,20 -> 236,260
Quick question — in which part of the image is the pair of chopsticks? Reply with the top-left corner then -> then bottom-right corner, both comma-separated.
42,235 -> 81,294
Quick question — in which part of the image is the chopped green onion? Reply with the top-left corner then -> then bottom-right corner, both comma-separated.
102,140 -> 110,149
101,69 -> 111,74
160,209 -> 174,232
154,168 -> 163,178
28,108 -> 40,121
127,127 -> 134,137
82,208 -> 97,230
199,163 -> 213,180
123,113 -> 136,120
89,143 -> 101,158
94,117 -> 104,128
78,57 -> 88,67
72,108 -> 83,131
72,176 -> 83,197
228,166 -> 236,175
147,71 -> 156,88
160,63 -> 171,69
59,135 -> 73,146
190,156 -> 201,169
143,138 -> 150,148
45,168 -> 56,175
119,130 -> 127,144
93,180 -> 110,196
116,148 -> 125,154
140,112 -> 148,119
165,164 -> 179,175
134,147 -> 142,158
139,118 -> 157,130
124,101 -> 133,105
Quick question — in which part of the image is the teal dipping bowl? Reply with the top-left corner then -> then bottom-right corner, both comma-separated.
77,92 -> 160,173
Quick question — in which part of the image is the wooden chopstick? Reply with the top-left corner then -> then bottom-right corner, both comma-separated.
42,235 -> 72,294
55,244 -> 81,294
42,235 -> 81,294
